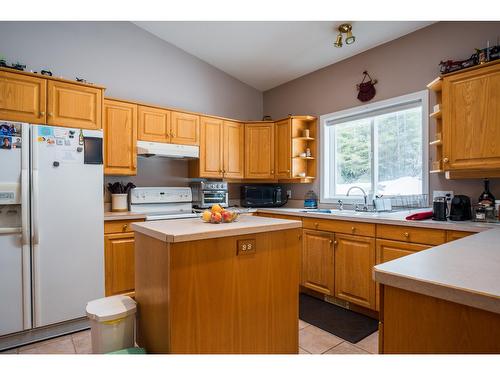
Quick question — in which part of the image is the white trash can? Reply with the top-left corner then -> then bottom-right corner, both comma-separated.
86,295 -> 137,354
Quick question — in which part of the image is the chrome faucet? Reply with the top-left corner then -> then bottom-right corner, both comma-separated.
346,186 -> 368,211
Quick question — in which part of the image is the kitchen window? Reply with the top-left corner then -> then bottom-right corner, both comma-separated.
320,91 -> 428,203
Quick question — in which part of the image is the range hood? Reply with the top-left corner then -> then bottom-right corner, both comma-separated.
137,141 -> 199,159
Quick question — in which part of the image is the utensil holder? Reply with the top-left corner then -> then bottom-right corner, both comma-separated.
111,194 -> 128,212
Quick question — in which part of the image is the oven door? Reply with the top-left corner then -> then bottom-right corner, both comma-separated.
201,191 -> 228,207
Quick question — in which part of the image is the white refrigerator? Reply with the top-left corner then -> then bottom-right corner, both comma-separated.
0,121 -> 104,336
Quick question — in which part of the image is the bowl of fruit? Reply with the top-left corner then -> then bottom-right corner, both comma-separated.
200,204 -> 240,224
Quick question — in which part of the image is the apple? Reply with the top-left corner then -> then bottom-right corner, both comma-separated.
211,212 -> 222,223
221,210 -> 233,222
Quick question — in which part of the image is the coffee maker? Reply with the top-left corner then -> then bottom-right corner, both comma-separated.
449,195 -> 472,221
432,196 -> 448,221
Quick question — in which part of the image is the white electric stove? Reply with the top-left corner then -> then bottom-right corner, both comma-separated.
129,187 -> 197,221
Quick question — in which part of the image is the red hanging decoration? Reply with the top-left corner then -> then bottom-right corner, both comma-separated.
356,71 -> 378,102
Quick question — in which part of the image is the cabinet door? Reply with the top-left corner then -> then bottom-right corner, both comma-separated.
302,230 -> 334,296
275,119 -> 291,178
0,71 -> 46,123
443,64 -> 500,170
335,233 -> 376,309
47,80 -> 102,129
223,121 -> 244,179
170,111 -> 199,145
244,123 -> 275,179
103,99 -> 137,175
138,105 -> 170,142
104,232 -> 135,296
199,116 -> 223,178
375,239 -> 430,311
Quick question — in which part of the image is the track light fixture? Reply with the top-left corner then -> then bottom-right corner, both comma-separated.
334,23 -> 356,48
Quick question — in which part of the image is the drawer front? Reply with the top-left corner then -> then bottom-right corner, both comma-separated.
256,212 -> 302,221
376,224 -> 445,245
446,230 -> 474,242
303,218 -> 375,237
104,219 -> 143,234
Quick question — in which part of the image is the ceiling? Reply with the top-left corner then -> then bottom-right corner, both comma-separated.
134,21 -> 434,91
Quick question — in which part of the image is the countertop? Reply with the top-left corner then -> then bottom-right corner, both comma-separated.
374,228 -> 500,314
104,211 -> 146,221
131,215 -> 302,243
256,207 -> 499,232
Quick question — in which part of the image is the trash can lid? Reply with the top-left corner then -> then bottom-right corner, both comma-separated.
86,295 -> 137,322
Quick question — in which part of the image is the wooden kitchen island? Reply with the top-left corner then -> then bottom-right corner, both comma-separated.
132,215 -> 302,354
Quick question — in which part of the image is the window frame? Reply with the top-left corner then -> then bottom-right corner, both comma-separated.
320,90 -> 429,204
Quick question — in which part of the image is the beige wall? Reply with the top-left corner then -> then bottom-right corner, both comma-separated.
0,21 -> 264,194
263,21 -> 500,204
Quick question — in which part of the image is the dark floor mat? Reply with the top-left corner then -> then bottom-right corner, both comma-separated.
299,293 -> 378,343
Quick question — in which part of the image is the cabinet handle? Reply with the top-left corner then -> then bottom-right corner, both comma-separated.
403,232 -> 409,237
314,222 -> 319,228
40,111 -> 45,116
122,224 -> 128,231
443,158 -> 449,163
48,112 -> 53,117
171,132 -> 176,137
286,169 -> 290,173
333,240 -> 338,245
271,170 -> 274,174
351,226 -> 356,232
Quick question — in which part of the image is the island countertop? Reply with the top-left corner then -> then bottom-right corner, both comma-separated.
374,228 -> 500,314
131,215 -> 302,243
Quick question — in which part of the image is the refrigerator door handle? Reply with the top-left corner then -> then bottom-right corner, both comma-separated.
21,169 -> 30,245
32,126 -> 40,246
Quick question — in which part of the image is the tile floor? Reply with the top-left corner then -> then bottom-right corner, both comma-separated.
1,321 -> 378,354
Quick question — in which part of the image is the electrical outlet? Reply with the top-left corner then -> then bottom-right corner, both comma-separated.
433,190 -> 454,203
286,190 -> 292,199
237,239 -> 256,255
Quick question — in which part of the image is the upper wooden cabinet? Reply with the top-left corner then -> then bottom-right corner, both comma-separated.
302,230 -> 335,296
222,120 -> 244,179
138,105 -> 170,142
170,111 -> 199,146
47,80 -> 102,129
103,99 -> 138,175
275,119 -> 292,179
189,118 -> 245,179
0,70 -> 47,123
197,116 -> 224,178
0,68 -> 105,129
245,122 -> 275,179
442,62 -> 500,172
334,233 -> 376,310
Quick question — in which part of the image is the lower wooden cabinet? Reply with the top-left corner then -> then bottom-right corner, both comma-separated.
375,239 -> 430,311
334,233 -> 376,310
104,219 -> 144,297
301,230 -> 335,296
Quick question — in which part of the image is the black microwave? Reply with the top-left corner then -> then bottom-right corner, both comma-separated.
240,185 -> 288,208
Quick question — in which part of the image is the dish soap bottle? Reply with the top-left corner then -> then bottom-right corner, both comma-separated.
304,190 -> 318,209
